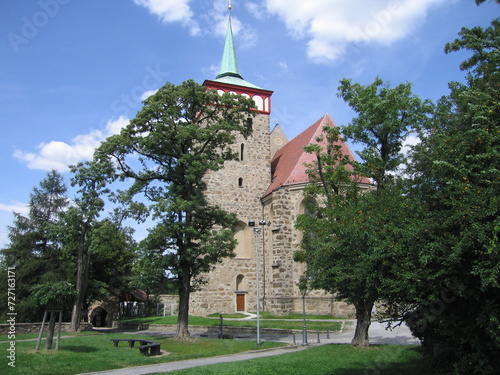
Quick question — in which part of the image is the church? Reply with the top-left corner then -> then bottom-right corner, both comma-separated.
188,8 -> 373,317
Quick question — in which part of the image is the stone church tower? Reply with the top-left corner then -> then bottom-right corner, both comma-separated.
188,8 -> 372,317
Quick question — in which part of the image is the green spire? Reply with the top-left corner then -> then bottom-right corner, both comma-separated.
216,9 -> 243,80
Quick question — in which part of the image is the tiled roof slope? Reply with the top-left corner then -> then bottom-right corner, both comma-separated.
264,114 -> 370,197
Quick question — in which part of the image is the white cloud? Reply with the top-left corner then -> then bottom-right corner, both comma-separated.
265,0 -> 455,62
204,0 -> 258,50
0,202 -> 29,216
246,2 -> 267,20
14,116 -> 129,172
401,133 -> 421,155
140,89 -> 158,101
132,0 -> 201,36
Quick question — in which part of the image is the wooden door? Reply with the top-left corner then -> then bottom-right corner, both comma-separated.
236,294 -> 245,311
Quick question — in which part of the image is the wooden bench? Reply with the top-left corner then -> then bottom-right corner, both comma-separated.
110,338 -> 161,356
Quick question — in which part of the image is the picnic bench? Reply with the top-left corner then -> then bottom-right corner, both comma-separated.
110,338 -> 161,356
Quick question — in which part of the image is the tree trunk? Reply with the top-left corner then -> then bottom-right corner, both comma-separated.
175,267 -> 191,340
70,224 -> 90,332
70,245 -> 84,332
351,299 -> 374,347
45,311 -> 57,349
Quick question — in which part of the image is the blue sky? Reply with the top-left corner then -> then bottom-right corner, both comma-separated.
0,0 -> 497,247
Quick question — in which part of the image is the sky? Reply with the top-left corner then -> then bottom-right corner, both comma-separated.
0,0 -> 497,247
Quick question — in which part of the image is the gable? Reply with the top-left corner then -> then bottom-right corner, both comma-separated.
263,114 -> 369,197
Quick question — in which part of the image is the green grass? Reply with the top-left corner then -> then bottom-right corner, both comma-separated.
157,345 -> 430,375
207,313 -> 249,319
206,312 -> 341,320
257,311 -> 344,320
3,333 -> 285,375
120,315 -> 343,332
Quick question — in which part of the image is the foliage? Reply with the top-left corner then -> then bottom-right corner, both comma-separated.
93,79 -> 256,339
400,14 -> 500,375
338,78 -> 433,192
296,79 -> 432,347
0,171 -> 72,321
55,161 -> 137,330
129,242 -> 177,294
0,169 -> 136,326
30,281 -> 76,309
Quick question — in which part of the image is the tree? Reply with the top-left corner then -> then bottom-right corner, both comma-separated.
402,14 -> 500,374
129,243 -> 177,295
476,0 -> 500,5
56,161 -> 137,331
296,79 -> 432,347
0,171 -> 71,321
94,79 -> 256,339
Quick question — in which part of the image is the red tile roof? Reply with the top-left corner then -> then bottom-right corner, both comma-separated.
263,114 -> 370,197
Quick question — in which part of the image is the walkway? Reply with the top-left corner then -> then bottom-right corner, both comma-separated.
77,321 -> 419,375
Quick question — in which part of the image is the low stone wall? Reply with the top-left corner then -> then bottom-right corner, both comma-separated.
264,296 -> 355,318
0,322 -> 93,335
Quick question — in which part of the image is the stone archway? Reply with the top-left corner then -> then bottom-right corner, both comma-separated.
90,306 -> 108,327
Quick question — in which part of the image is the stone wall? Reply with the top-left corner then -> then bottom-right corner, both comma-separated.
193,111 -> 272,316
0,322 -> 92,335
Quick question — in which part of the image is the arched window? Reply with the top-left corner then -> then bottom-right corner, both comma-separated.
236,274 -> 247,291
234,222 -> 251,258
246,117 -> 253,134
240,143 -> 244,161
238,177 -> 243,187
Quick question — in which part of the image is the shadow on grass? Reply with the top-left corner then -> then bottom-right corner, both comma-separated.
344,346 -> 430,375
62,345 -> 100,353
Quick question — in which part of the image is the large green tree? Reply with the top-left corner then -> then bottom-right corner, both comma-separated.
0,171 -> 71,321
94,79 -> 256,339
401,13 -> 500,374
57,161 -> 136,331
296,79 -> 432,347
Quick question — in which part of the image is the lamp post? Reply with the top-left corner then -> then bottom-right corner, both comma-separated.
299,281 -> 308,346
249,219 -> 266,346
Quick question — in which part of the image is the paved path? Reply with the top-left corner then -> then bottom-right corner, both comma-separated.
77,321 -> 419,375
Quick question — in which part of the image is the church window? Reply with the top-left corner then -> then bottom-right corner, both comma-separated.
246,117 -> 253,134
236,274 -> 247,291
234,222 -> 251,258
240,143 -> 244,161
253,95 -> 264,111
238,177 -> 243,187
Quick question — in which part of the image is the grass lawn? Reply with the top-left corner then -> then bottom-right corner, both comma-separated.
207,312 -> 343,320
120,315 -> 343,332
156,345 -> 430,375
3,333 -> 285,375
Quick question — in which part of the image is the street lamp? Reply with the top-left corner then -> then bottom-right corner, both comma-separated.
249,219 -> 266,345
299,280 -> 308,346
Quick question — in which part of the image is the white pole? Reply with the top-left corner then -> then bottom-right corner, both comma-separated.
254,227 -> 261,346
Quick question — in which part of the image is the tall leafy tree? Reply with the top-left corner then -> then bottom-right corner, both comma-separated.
94,79 -> 255,339
0,171 -> 71,321
403,13 -> 500,374
58,161 -> 135,331
296,79 -> 432,347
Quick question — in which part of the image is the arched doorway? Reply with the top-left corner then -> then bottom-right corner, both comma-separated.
90,306 -> 108,327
